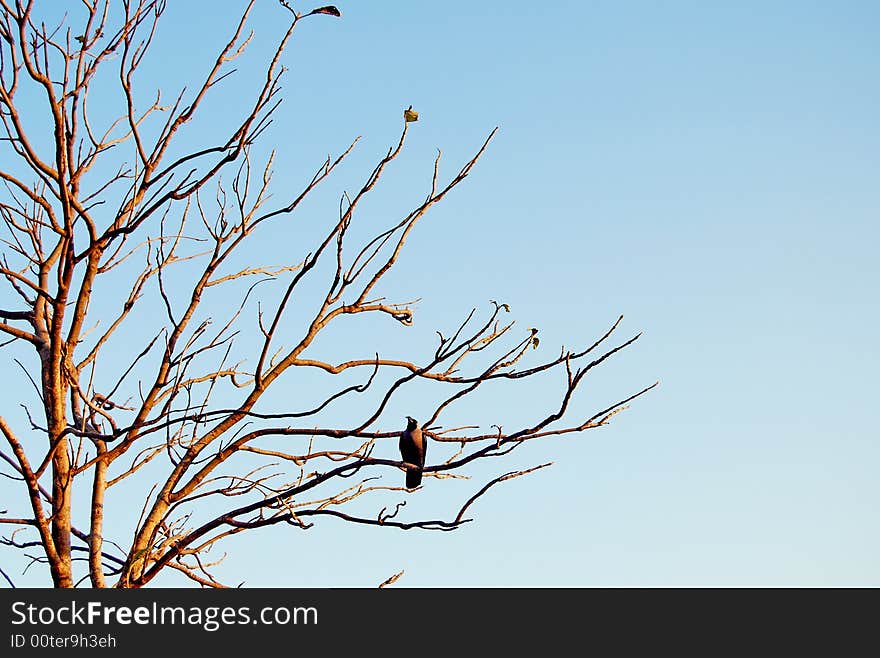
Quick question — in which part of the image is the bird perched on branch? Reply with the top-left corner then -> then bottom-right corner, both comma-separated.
307,5 -> 341,17
399,416 -> 426,489
278,2 -> 341,18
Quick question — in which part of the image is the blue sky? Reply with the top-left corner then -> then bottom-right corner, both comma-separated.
2,1 -> 878,587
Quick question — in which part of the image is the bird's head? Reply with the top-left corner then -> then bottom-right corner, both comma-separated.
405,416 -> 418,430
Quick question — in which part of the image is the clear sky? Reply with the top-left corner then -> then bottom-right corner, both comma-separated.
2,0 -> 878,587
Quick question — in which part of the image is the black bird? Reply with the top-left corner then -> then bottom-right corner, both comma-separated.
399,416 -> 426,489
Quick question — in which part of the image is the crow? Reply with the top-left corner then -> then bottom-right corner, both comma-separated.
399,416 -> 426,488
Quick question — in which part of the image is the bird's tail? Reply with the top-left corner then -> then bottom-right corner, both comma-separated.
406,467 -> 423,489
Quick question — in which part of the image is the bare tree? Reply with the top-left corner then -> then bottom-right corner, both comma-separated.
0,0 -> 655,588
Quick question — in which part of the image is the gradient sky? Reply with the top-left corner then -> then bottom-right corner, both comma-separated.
2,1 -> 878,587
